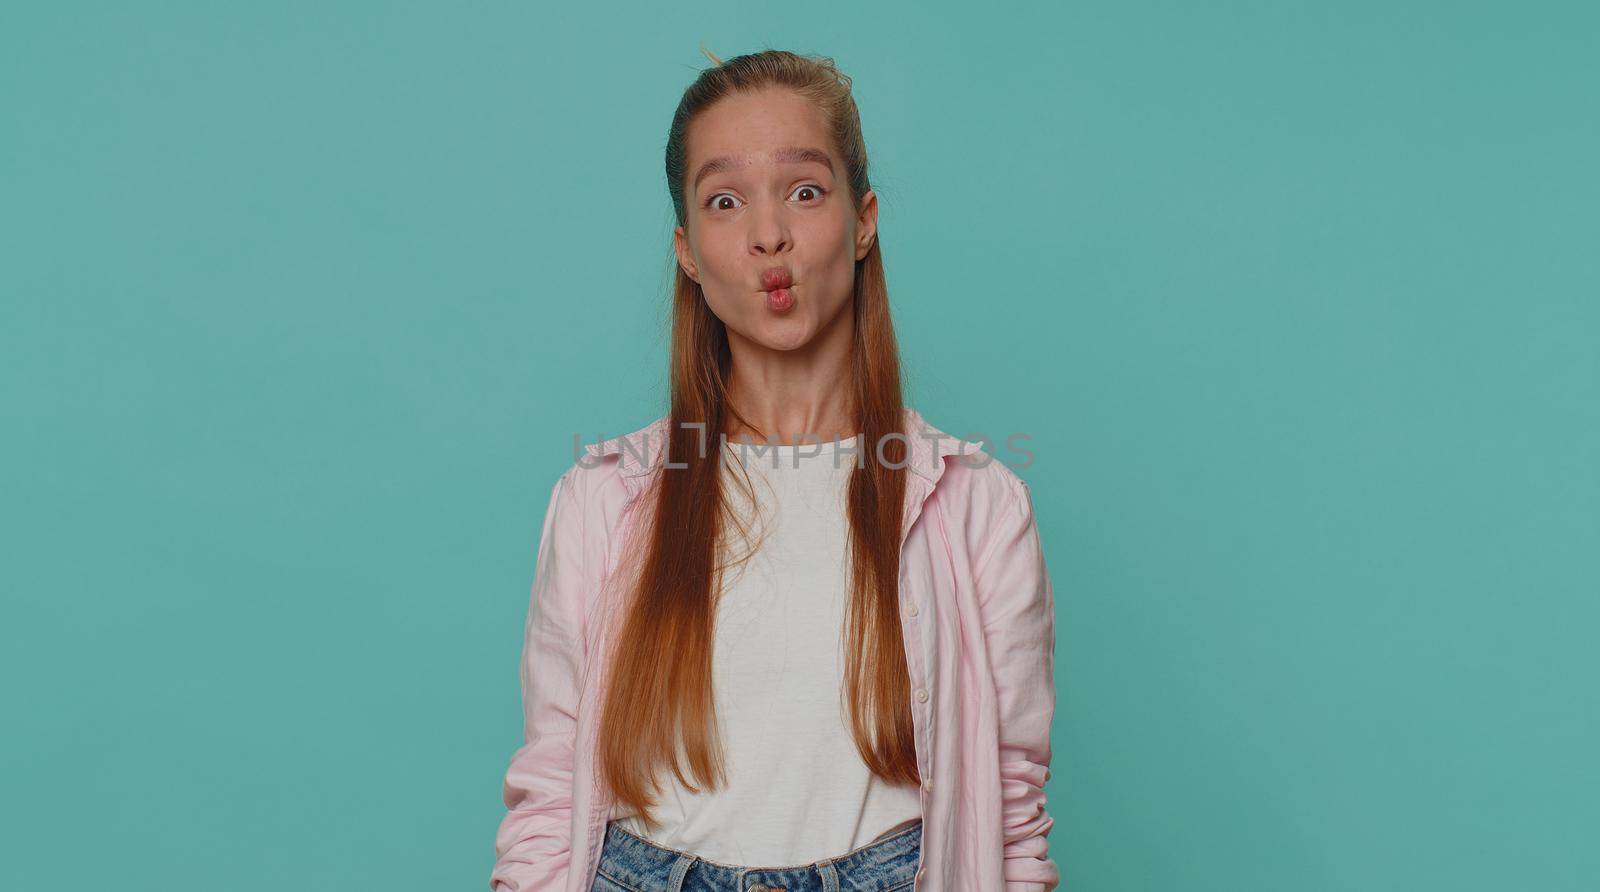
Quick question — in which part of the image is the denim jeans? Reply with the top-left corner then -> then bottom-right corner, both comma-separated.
592,818 -> 923,892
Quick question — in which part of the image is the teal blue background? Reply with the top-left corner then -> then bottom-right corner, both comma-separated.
4,3 -> 1596,890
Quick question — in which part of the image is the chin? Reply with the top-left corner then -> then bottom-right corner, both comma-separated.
747,322 -> 813,352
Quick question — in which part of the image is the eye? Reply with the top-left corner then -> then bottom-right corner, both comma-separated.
701,183 -> 829,211
791,183 -> 827,203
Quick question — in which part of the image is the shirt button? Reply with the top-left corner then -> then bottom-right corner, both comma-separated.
922,778 -> 934,792
915,689 -> 928,702
907,603 -> 919,617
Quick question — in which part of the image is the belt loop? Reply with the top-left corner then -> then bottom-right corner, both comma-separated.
666,853 -> 695,892
818,858 -> 841,892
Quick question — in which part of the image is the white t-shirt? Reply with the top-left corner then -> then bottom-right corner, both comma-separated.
609,434 -> 923,865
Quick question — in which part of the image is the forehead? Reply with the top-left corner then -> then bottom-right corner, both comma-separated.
685,87 -> 836,171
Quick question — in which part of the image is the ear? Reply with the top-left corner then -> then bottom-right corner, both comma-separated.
854,190 -> 879,261
673,225 -> 700,283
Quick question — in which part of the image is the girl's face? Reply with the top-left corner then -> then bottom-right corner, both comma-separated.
673,87 -> 878,353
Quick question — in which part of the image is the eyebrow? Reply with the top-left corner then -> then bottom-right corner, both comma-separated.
692,146 -> 835,191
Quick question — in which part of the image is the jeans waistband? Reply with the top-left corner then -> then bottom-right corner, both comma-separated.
596,818 -> 923,892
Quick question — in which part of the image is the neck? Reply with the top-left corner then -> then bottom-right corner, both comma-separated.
723,310 -> 857,446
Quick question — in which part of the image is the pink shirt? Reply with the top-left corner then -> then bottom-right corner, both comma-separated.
490,407 -> 1060,891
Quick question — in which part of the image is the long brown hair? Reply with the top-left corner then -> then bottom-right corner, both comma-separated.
595,49 -> 918,828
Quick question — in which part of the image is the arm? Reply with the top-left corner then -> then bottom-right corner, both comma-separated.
973,478 -> 1061,891
490,469 -> 588,891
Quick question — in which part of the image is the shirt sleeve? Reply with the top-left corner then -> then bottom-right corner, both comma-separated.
973,478 -> 1061,891
490,469 -> 588,891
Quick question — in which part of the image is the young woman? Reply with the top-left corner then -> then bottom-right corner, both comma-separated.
491,49 -> 1059,892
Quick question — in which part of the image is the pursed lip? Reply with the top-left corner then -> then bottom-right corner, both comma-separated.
759,266 -> 793,291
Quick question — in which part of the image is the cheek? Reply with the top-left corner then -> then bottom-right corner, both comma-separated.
823,223 -> 859,279
695,239 -> 744,286
694,245 -> 750,319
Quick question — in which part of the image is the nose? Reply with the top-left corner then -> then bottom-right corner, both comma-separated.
747,199 -> 791,256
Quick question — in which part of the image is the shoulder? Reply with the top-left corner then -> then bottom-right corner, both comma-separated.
909,409 -> 1037,561
562,413 -> 669,489
536,414 -> 670,550
941,449 -> 1035,544
909,408 -> 1031,504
